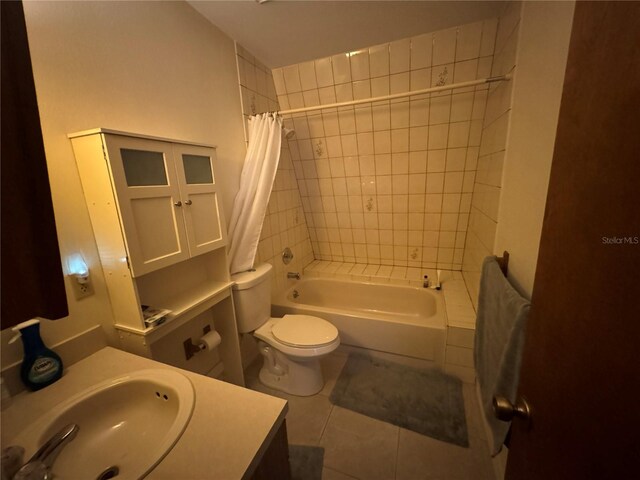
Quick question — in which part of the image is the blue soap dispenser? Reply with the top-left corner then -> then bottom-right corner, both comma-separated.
9,319 -> 63,391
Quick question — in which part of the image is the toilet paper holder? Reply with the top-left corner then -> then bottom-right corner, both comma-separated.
183,325 -> 212,360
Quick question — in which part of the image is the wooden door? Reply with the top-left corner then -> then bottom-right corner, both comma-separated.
173,144 -> 227,257
505,2 -> 640,478
104,134 -> 190,276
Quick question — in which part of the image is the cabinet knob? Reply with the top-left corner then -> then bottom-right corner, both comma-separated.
184,199 -> 193,205
174,201 -> 182,207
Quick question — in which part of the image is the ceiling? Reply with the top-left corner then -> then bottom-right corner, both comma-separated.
188,1 -> 507,68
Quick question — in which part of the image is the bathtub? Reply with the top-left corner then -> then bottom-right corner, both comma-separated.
271,277 -> 446,363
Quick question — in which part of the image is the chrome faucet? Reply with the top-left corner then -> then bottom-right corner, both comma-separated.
14,424 -> 79,480
287,272 -> 300,280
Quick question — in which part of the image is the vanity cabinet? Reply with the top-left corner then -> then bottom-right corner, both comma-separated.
70,129 -> 243,386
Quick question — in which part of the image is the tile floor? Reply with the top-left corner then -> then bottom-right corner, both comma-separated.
245,345 -> 495,480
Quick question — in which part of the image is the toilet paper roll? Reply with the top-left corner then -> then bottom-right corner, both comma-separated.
199,330 -> 222,351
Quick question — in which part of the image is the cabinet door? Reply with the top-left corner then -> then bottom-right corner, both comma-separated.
103,135 -> 190,276
173,144 -> 227,257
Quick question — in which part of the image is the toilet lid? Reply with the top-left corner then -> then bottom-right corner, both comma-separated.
272,315 -> 338,347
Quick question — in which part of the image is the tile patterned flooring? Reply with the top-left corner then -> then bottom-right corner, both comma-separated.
245,346 -> 496,480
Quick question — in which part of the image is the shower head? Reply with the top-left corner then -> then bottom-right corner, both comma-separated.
283,127 -> 296,139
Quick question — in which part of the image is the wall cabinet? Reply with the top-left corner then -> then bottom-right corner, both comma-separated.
96,133 -> 225,277
70,129 -> 243,386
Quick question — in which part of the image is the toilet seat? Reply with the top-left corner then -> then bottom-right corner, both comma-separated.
272,314 -> 338,347
254,316 -> 340,359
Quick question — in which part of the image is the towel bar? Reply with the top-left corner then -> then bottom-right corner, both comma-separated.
496,251 -> 509,277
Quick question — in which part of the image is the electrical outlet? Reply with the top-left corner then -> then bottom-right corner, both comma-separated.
69,275 -> 94,300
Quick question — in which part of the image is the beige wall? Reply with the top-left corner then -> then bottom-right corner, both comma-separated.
494,1 -> 575,297
1,1 -> 246,372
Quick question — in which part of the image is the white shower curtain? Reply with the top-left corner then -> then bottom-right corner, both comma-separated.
228,113 -> 282,274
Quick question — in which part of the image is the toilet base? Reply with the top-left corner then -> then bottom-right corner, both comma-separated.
258,344 -> 324,396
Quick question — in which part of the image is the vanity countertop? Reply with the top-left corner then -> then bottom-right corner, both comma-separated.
0,347 -> 288,479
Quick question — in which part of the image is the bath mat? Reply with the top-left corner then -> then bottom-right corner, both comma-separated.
330,353 -> 469,447
289,444 -> 324,480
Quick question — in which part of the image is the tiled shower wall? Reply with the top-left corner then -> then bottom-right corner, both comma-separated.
235,44 -> 314,295
462,3 -> 521,307
273,19 -> 498,270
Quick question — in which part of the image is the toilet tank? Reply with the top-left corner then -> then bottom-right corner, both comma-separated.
231,263 -> 273,333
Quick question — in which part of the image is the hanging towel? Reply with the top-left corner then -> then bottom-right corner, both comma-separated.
474,256 -> 531,455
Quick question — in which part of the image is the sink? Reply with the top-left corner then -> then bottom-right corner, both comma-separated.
12,369 -> 195,480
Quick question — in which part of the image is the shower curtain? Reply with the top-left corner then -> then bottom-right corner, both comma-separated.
228,113 -> 282,274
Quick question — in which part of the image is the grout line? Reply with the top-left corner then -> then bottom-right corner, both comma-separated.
318,402 -> 334,445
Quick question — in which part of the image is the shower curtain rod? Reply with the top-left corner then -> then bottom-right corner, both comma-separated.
277,74 -> 511,116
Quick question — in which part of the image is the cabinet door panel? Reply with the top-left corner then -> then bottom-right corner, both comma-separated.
173,145 -> 227,256
130,197 -> 182,261
104,135 -> 189,276
188,191 -> 223,248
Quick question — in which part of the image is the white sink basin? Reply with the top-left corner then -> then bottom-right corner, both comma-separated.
13,369 -> 195,480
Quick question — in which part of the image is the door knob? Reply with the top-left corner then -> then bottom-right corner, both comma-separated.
493,395 -> 531,422
184,199 -> 192,205
174,201 -> 182,207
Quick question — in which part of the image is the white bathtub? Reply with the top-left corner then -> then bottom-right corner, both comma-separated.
271,278 -> 446,363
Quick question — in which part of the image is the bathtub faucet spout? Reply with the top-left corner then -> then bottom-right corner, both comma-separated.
287,272 -> 301,280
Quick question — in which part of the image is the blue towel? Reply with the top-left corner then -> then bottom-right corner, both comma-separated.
474,256 -> 531,455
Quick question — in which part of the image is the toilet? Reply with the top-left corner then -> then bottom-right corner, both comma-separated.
231,263 -> 340,396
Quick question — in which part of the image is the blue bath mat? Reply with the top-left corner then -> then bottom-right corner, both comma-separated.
330,353 -> 469,447
289,444 -> 324,480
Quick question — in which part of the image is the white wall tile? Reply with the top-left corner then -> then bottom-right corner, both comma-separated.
430,95 -> 451,125
357,132 -> 375,155
283,64 -> 302,93
428,124 -> 449,150
350,50 -> 370,81
409,98 -> 429,127
390,72 -> 410,94
454,59 -> 479,83
354,106 -> 373,132
334,83 -> 354,103
450,92 -> 474,122
369,43 -> 390,77
303,89 -> 320,107
332,53 -> 352,84
411,33 -> 433,69
448,121 -> 470,148
480,18 -> 499,57
315,57 -> 334,87
432,27 -> 457,66
288,92 -> 304,108
374,130 -> 392,154
390,101 -> 410,128
410,68 -> 431,90
456,22 -> 483,61
298,61 -> 318,90
322,111 -> 340,136
390,38 -> 411,74
318,86 -> 337,106
275,20 -> 492,272
371,76 -> 390,97
338,109 -> 357,134
391,129 -> 409,152
352,80 -> 371,100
